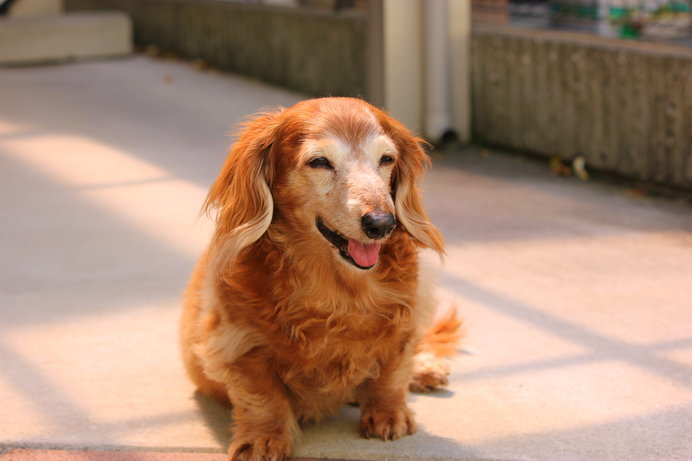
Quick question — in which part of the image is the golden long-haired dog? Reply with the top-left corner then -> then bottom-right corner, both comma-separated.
180,97 -> 461,461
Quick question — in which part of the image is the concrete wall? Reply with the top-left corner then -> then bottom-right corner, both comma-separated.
472,24 -> 692,188
65,0 -> 367,98
61,2 -> 692,188
0,12 -> 131,65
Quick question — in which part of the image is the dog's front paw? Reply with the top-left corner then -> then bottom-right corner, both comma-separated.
410,351 -> 450,392
360,405 -> 417,441
228,434 -> 292,461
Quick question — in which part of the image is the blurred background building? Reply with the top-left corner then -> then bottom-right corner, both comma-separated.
1,0 -> 690,189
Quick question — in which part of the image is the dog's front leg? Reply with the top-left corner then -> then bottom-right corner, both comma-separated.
224,351 -> 298,461
357,348 -> 417,441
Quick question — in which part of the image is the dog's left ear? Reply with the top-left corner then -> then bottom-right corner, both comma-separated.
376,110 -> 445,258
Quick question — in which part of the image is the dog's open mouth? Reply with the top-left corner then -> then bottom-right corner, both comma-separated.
316,217 -> 381,270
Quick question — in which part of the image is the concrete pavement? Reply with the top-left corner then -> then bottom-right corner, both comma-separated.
1,56 -> 691,461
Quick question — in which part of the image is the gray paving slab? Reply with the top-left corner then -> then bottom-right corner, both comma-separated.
1,56 -> 691,461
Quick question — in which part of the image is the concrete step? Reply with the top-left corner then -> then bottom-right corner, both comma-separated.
4,0 -> 63,18
0,11 -> 131,65
0,448 -> 360,461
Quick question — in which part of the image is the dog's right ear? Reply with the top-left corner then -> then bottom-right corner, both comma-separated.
374,109 -> 445,259
203,109 -> 284,274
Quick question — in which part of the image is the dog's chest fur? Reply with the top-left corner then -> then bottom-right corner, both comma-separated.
271,297 -> 411,420
254,264 -> 413,413
212,233 -> 420,420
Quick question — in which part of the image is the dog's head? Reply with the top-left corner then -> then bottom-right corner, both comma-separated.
205,97 -> 443,273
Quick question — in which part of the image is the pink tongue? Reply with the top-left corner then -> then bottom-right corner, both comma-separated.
347,239 -> 382,267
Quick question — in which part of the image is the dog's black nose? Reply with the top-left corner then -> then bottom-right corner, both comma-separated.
361,211 -> 397,239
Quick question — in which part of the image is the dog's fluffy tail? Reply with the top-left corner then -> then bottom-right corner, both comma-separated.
410,307 -> 463,393
419,307 -> 463,357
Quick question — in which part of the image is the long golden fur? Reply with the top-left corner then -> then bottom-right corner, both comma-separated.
180,97 -> 461,461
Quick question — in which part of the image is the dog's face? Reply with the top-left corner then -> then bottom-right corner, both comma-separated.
278,103 -> 399,270
204,98 -> 443,273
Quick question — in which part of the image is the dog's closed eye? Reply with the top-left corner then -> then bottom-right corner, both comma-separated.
379,154 -> 395,166
308,156 -> 333,170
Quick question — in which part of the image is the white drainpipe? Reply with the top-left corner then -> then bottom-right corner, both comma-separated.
424,0 -> 454,143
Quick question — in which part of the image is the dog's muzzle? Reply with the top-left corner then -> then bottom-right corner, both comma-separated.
316,217 -> 384,270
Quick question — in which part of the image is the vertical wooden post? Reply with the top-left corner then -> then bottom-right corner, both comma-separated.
382,0 -> 424,133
